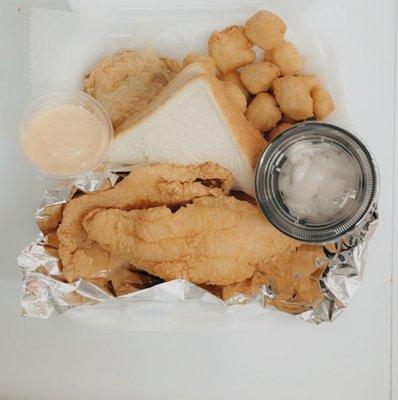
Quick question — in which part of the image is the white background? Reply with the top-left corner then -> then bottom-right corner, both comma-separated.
0,0 -> 397,399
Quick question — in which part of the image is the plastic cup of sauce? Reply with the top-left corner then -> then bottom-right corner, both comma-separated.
19,90 -> 113,179
255,122 -> 379,243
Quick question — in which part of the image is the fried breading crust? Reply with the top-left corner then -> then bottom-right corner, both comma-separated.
246,92 -> 282,132
84,50 -> 176,130
83,196 -> 298,286
264,41 -> 302,75
273,75 -> 314,120
244,11 -> 286,50
209,26 -> 255,74
311,86 -> 335,120
240,62 -> 280,94
58,163 -> 233,282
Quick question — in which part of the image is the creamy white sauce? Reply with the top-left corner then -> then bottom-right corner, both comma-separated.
278,143 -> 358,220
21,104 -> 109,176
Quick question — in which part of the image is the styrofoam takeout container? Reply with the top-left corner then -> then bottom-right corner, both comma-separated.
27,0 -> 354,330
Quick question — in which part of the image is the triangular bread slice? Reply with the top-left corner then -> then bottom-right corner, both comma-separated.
115,62 -> 209,131
108,70 -> 266,196
148,62 -> 209,105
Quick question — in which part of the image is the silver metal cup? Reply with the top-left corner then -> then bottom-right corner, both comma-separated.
255,122 -> 379,243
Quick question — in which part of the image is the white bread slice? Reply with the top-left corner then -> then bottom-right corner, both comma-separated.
108,72 -> 266,196
141,62 -> 209,108
115,62 -> 208,130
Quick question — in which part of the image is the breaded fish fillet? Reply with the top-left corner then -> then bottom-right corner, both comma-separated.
82,196 -> 298,285
57,163 -> 233,282
84,49 -> 177,130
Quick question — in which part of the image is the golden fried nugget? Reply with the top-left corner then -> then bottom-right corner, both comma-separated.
222,80 -> 247,113
300,74 -> 320,91
209,26 -> 255,74
160,57 -> 183,74
183,53 -> 217,74
85,50 -> 175,130
246,92 -> 282,132
219,71 -> 251,100
311,86 -> 335,120
264,41 -> 302,75
273,75 -> 313,120
267,122 -> 293,141
244,11 -> 286,50
240,62 -> 280,94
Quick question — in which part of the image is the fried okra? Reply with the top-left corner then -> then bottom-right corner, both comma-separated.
240,62 -> 280,94
264,41 -> 302,75
209,26 -> 255,74
246,92 -> 281,131
311,86 -> 335,120
244,11 -> 286,50
272,75 -> 313,120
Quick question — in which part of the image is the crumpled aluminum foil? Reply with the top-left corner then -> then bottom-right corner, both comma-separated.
18,167 -> 378,325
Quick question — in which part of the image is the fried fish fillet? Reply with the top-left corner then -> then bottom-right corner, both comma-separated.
84,49 -> 177,130
57,163 -> 233,282
109,267 -> 162,296
221,245 -> 326,313
36,203 -> 64,235
82,196 -> 298,285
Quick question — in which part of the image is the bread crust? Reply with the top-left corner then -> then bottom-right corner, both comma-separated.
205,73 -> 266,170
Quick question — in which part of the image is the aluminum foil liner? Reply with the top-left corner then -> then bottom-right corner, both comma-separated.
18,167 -> 378,325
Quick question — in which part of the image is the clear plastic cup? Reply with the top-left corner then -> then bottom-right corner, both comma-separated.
19,90 -> 113,180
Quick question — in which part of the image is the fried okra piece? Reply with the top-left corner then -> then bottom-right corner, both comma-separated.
246,92 -> 281,131
183,53 -> 217,74
209,26 -> 255,74
244,11 -> 286,50
219,71 -> 251,100
222,80 -> 247,113
273,75 -> 313,120
311,86 -> 335,120
264,41 -> 302,75
300,74 -> 320,91
267,122 -> 293,141
240,62 -> 280,94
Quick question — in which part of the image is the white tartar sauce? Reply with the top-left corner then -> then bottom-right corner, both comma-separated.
278,143 -> 358,220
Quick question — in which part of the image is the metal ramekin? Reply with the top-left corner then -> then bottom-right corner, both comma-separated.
255,122 -> 379,243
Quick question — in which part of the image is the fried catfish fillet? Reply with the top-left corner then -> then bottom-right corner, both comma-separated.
82,196 -> 298,286
84,49 -> 177,130
57,163 -> 233,282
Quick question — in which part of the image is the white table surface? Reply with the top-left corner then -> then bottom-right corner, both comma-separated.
0,0 -> 397,399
